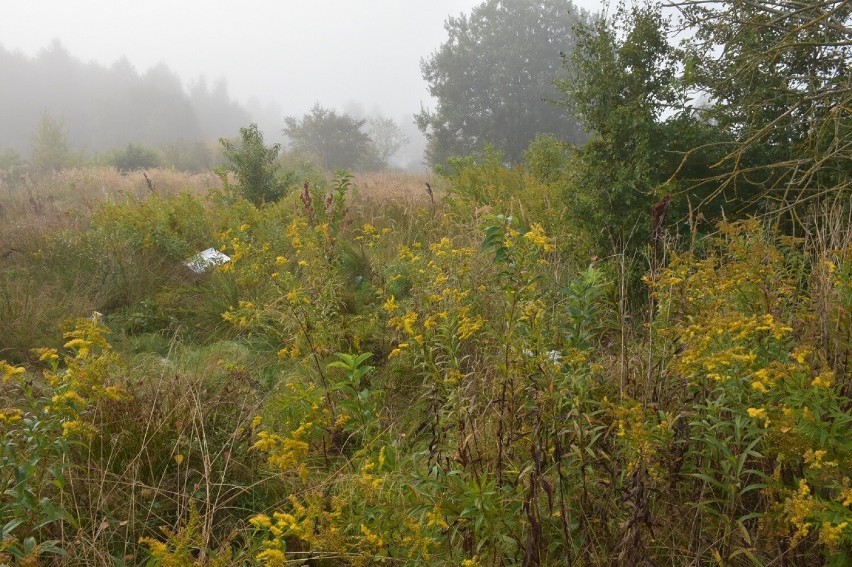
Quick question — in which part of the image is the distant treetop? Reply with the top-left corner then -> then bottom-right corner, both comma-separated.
416,0 -> 591,166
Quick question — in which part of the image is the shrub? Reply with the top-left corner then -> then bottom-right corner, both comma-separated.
218,124 -> 289,205
109,143 -> 163,171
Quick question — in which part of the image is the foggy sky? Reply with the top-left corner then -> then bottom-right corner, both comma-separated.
2,0 -> 609,123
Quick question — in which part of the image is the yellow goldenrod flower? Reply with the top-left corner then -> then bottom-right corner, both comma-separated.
818,521 -> 848,548
103,385 -> 128,400
62,419 -> 94,437
63,338 -> 92,357
426,505 -> 449,530
839,487 -> 852,507
523,223 -> 555,252
139,537 -> 169,557
391,310 -> 418,335
360,524 -> 384,548
1,362 -> 26,382
383,295 -> 398,314
255,548 -> 286,565
51,390 -> 87,407
746,407 -> 767,419
458,315 -> 484,340
250,514 -> 272,529
793,348 -> 811,364
811,371 -> 834,388
0,408 -> 24,425
33,347 -> 59,363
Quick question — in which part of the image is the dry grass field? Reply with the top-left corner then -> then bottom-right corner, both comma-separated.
0,167 -> 435,254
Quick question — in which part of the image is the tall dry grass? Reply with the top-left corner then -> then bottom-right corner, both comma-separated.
0,168 -> 224,361
349,171 -> 439,242
0,167 -> 221,256
0,167 -> 438,362
63,342 -> 274,564
351,171 -> 434,204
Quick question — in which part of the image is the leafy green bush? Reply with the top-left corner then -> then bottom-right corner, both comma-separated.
108,143 -> 163,171
218,123 -> 290,205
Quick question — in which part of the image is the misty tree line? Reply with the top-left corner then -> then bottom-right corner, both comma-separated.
8,0 -> 839,224
0,39 -> 418,178
0,0 -> 598,181
0,41 -> 249,164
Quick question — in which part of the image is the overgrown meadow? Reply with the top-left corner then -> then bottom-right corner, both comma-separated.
1,149 -> 851,565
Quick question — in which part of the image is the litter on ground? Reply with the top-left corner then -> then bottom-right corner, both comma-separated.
185,248 -> 230,274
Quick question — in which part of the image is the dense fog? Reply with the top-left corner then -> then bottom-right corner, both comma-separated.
0,42 -> 250,157
0,0 -> 604,171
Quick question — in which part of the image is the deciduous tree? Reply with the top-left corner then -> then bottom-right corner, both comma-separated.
31,112 -> 72,174
674,0 -> 852,210
557,4 -> 690,251
283,105 -> 374,171
366,115 -> 408,168
417,0 -> 590,166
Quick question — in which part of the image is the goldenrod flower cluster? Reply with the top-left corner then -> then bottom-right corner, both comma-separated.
252,422 -> 312,481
